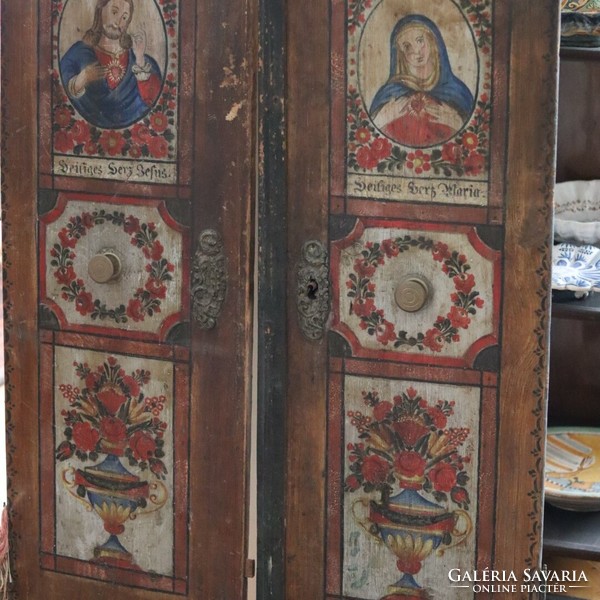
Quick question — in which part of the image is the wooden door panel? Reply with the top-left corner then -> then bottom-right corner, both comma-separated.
2,0 -> 255,598
271,0 -> 559,599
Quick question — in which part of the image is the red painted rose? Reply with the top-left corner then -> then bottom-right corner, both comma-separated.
428,462 -> 457,492
345,475 -> 361,491
352,297 -> 375,318
453,273 -> 475,295
354,258 -> 376,278
100,416 -> 127,443
54,265 -> 76,285
375,320 -> 396,345
381,239 -> 400,258
464,151 -> 485,176
394,451 -> 426,479
129,430 -> 157,461
131,123 -> 152,145
356,145 -> 378,170
99,130 -> 126,156
422,328 -> 444,352
71,120 -> 90,144
361,454 -> 391,484
72,422 -> 100,452
124,216 -> 141,234
126,298 -> 146,322
373,401 -> 393,422
54,130 -> 74,153
431,242 -> 450,262
441,142 -> 462,164
370,137 -> 392,160
448,305 -> 471,329
75,291 -> 94,316
148,136 -> 169,158
145,278 -> 167,299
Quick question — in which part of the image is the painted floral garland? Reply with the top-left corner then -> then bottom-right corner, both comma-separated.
50,209 -> 175,323
346,0 -> 492,177
346,235 -> 484,352
51,0 -> 178,160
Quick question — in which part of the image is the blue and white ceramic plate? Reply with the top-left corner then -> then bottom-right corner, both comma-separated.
552,243 -> 600,293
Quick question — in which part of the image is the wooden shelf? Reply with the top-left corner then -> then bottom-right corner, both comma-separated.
544,504 -> 600,560
553,293 -> 600,321
561,46 -> 600,61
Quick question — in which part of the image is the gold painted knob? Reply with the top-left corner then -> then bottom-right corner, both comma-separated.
395,275 -> 431,313
88,252 -> 122,284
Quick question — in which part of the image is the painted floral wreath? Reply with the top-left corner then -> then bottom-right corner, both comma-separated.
346,235 -> 484,352
50,209 -> 175,324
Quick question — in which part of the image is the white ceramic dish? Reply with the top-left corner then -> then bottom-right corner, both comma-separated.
554,180 -> 600,244
552,243 -> 600,293
545,427 -> 600,512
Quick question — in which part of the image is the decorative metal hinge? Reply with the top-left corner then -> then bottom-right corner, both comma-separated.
296,240 -> 330,340
192,229 -> 227,329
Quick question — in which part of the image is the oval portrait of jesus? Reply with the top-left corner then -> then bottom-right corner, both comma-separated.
58,0 -> 167,129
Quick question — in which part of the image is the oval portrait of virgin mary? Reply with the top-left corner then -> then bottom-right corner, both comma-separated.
360,6 -> 478,148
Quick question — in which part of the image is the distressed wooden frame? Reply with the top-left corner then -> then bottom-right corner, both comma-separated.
2,0 -> 256,597
258,0 -> 558,599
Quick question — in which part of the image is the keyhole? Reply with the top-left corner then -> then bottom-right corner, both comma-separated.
307,278 -> 319,300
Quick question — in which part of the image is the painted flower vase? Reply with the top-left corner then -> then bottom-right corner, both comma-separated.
63,454 -> 167,567
354,488 -> 471,600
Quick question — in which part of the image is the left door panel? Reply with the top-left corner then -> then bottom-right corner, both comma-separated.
2,0 -> 255,598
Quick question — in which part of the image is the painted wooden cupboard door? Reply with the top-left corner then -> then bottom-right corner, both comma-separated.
2,0 -> 255,598
259,1 -> 558,599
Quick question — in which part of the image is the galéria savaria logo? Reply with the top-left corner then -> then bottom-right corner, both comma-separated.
448,567 -> 589,595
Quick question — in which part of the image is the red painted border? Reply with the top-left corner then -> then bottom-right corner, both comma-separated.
39,341 -> 55,557
326,372 -> 343,596
54,331 -> 190,362
342,357 -> 483,387
477,386 -> 498,579
39,192 -> 190,343
330,0 -> 346,202
331,218 -> 501,369
346,199 -> 489,224
47,554 -> 187,594
39,341 -> 190,594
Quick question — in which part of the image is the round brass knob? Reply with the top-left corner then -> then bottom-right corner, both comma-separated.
88,251 -> 122,284
395,275 -> 431,313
